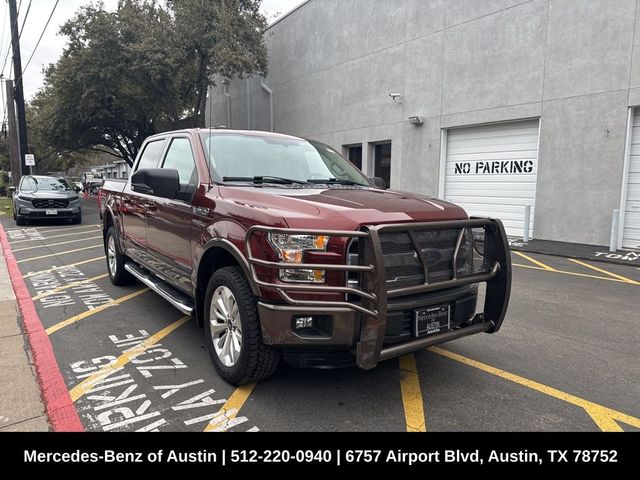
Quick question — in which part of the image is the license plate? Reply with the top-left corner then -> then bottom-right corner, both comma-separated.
45,209 -> 58,215
414,304 -> 450,338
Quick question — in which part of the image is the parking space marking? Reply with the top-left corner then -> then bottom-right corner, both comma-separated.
11,230 -> 102,245
429,347 -> 640,432
17,244 -> 103,263
46,288 -> 150,335
69,315 -> 191,402
5,224 -> 100,234
31,274 -> 109,301
203,383 -> 256,432
22,257 -> 104,279
568,259 -> 640,285
398,354 -> 427,432
12,235 -> 103,253
513,251 -> 556,271
512,263 -> 634,284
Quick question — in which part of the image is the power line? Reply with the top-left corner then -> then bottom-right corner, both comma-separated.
16,0 -> 60,84
0,3 -> 8,71
1,0 -> 20,77
18,0 -> 31,39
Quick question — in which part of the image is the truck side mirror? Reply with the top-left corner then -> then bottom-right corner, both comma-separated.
9,186 -> 15,192
131,168 -> 179,199
370,176 -> 386,189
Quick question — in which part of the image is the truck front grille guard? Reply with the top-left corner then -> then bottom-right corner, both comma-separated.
245,218 -> 512,369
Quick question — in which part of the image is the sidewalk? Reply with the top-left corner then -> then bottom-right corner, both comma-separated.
0,241 -> 49,431
510,238 -> 640,267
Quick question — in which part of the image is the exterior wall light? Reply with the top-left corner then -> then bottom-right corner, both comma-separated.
388,93 -> 402,104
408,116 -> 424,126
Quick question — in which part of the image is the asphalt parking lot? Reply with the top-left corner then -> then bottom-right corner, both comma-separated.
1,198 -> 639,432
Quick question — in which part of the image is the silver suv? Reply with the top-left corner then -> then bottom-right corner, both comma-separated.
12,175 -> 82,226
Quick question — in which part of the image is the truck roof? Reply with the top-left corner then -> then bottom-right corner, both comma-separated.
145,128 -> 305,143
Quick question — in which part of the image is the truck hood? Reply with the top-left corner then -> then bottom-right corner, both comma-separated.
219,186 -> 468,229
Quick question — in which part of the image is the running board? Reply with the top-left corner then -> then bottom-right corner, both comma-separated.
124,262 -> 194,315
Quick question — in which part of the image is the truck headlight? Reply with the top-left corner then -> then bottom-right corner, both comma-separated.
268,233 -> 329,283
16,194 -> 33,201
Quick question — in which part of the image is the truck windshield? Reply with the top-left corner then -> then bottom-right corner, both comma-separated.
199,132 -> 370,186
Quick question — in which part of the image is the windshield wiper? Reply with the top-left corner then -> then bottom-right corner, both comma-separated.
306,178 -> 362,186
222,176 -> 309,185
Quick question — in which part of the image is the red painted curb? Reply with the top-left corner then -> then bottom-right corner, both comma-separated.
0,223 -> 84,432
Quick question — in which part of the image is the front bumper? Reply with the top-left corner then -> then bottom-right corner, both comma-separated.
18,206 -> 81,218
248,218 -> 511,369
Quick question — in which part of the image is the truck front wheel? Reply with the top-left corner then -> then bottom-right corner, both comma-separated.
204,266 -> 280,385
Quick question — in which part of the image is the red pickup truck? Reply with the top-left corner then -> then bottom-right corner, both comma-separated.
100,129 -> 511,385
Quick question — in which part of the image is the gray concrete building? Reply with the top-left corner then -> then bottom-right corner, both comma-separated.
206,0 -> 640,250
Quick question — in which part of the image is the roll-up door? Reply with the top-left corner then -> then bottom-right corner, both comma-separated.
443,119 -> 540,238
621,109 -> 640,250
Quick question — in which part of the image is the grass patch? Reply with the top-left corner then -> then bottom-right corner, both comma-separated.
0,196 -> 13,216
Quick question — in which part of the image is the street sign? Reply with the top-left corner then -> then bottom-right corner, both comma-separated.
25,154 -> 35,166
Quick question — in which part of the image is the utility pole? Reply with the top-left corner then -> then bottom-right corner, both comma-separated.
8,0 -> 28,175
4,79 -> 21,187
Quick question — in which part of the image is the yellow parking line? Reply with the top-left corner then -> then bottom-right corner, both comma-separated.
22,256 -> 104,278
46,288 -> 149,335
569,259 -> 640,285
31,274 -> 109,301
513,263 -> 631,284
398,354 -> 427,432
513,251 -> 556,271
69,315 -> 191,402
203,383 -> 256,432
16,244 -> 103,263
12,235 -> 103,252
429,347 -> 640,432
11,230 -> 101,244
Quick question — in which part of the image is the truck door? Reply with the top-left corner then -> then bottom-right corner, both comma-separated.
144,136 -> 198,293
121,138 -> 167,256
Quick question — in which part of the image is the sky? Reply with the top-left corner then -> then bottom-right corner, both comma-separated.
0,0 -> 304,120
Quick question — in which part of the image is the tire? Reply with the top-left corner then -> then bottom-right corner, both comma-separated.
105,226 -> 136,286
72,213 -> 82,225
15,215 -> 25,226
204,266 -> 280,385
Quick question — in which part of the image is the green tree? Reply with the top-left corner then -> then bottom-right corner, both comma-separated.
171,0 -> 268,126
0,135 -> 9,171
37,0 -> 268,166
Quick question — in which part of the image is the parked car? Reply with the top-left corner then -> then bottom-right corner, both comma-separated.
11,175 -> 82,225
87,180 -> 103,195
100,129 -> 511,385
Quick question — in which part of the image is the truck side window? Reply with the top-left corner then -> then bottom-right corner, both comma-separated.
162,137 -> 197,202
135,140 -> 165,171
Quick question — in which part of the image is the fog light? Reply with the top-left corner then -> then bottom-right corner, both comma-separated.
294,316 -> 314,330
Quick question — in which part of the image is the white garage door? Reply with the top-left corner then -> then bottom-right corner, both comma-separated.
622,109 -> 640,250
443,119 -> 540,238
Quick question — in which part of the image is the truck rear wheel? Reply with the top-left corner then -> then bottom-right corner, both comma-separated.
204,266 -> 280,385
105,226 -> 135,286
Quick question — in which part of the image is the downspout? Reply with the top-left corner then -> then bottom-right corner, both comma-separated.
246,78 -> 251,130
222,82 -> 231,128
260,79 -> 274,132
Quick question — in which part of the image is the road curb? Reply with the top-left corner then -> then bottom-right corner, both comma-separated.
0,224 -> 84,432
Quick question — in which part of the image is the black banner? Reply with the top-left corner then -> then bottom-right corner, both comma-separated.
4,432 -> 636,472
